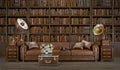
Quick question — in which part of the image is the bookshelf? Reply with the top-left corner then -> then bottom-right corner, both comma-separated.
0,0 -> 6,56
0,0 -> 120,57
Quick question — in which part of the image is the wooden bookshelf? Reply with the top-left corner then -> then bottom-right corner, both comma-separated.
0,0 -> 120,57
0,0 -> 6,56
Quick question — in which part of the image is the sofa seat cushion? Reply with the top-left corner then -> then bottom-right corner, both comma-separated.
71,49 -> 93,56
26,48 -> 40,56
60,50 -> 71,56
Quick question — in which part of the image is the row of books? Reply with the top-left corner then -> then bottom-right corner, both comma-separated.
30,26 -> 70,34
93,9 -> 112,16
30,26 -> 90,34
0,27 -> 7,34
3,0 -> 120,8
30,35 -> 50,42
29,0 -> 49,7
114,35 -> 120,42
105,35 -> 112,41
0,10 -> 6,16
114,0 -> 120,7
30,18 -> 49,25
30,18 -> 89,25
29,35 -> 90,42
7,27 -> 27,34
0,0 -> 5,7
6,18 -> 119,25
7,35 -> 27,44
114,9 -> 120,16
71,9 -> 90,16
92,18 -> 113,24
0,18 -> 6,25
8,9 -> 27,16
29,18 -> 90,25
8,18 -> 27,25
7,27 -> 16,34
7,0 -> 27,7
94,35 -> 112,42
6,9 -> 114,16
8,18 -> 17,25
50,18 -> 70,25
115,18 -> 120,24
30,27 -> 49,34
105,26 -> 112,33
92,0 -> 112,7
70,35 -> 90,42
71,27 -> 90,34
30,9 -> 49,16
30,9 -> 90,16
115,27 -> 120,33
71,18 -> 89,24
5,17 -> 120,25
29,0 -> 90,7
50,9 -> 70,16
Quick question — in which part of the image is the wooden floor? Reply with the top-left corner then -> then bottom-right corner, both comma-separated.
0,57 -> 120,70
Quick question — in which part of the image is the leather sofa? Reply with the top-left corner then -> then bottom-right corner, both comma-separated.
20,42 -> 99,61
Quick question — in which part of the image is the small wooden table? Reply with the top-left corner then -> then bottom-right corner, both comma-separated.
101,46 -> 113,61
6,44 -> 19,62
38,54 -> 59,64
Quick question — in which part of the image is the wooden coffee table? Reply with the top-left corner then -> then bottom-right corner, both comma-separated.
38,54 -> 59,64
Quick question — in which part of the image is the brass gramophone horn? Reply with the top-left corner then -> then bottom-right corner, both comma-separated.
93,24 -> 104,35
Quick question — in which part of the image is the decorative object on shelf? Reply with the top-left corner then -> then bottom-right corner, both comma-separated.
101,39 -> 111,46
40,44 -> 54,55
93,24 -> 104,35
9,36 -> 16,45
16,18 -> 29,42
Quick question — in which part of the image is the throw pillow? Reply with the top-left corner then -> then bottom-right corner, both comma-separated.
73,42 -> 84,49
26,42 -> 39,49
82,40 -> 91,49
40,43 -> 54,54
40,43 -> 46,49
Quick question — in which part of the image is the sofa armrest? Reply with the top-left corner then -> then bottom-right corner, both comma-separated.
92,44 -> 99,61
20,43 -> 28,61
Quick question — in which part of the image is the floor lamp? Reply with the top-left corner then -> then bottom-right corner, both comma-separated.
16,18 -> 29,45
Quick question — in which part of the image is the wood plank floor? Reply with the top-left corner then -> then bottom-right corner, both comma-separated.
0,57 -> 120,70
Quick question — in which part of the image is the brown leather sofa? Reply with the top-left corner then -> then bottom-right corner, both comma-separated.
20,42 -> 99,61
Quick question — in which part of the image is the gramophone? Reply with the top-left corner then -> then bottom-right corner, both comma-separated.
93,24 -> 104,36
93,23 -> 105,44
93,23 -> 111,46
16,18 -> 28,43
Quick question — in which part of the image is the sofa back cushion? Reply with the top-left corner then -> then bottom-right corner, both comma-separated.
60,42 -> 70,50
73,42 -> 84,50
26,42 -> 39,49
82,40 -> 92,49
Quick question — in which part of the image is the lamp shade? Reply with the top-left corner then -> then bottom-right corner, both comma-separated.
16,18 -> 28,31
